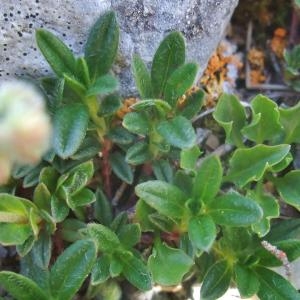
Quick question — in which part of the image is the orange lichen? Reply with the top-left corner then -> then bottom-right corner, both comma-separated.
116,97 -> 138,119
270,27 -> 287,58
247,48 -> 266,85
200,42 -> 243,107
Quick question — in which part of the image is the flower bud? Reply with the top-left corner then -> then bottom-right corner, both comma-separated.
0,80 -> 52,177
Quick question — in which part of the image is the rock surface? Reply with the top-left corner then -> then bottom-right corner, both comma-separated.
0,0 -> 238,93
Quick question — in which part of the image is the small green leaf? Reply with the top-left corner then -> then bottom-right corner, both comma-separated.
135,200 -> 156,231
188,215 -> 216,251
248,191 -> 279,237
36,29 -> 76,77
91,254 -> 111,285
87,74 -> 119,96
156,116 -> 196,149
180,145 -> 202,171
31,232 -> 52,269
67,188 -> 95,209
132,54 -> 153,98
16,235 -> 35,257
53,103 -> 89,159
63,74 -> 86,99
61,218 -> 86,242
51,195 -> 69,222
148,240 -> 193,286
200,260 -> 232,300
109,255 -> 123,277
254,267 -> 300,300
208,192 -> 263,226
213,94 -> 247,147
126,141 -> 151,165
110,152 -> 133,184
76,57 -> 90,87
164,63 -> 198,107
0,271 -> 48,300
85,11 -> 119,79
132,99 -> 172,114
39,167 -> 59,194
0,223 -> 32,246
107,126 -> 135,145
266,219 -> 300,242
234,264 -> 260,298
276,170 -> 300,210
152,159 -> 173,183
93,188 -> 113,226
117,223 -> 141,248
33,183 -> 51,212
178,89 -> 205,119
50,240 -> 97,300
242,94 -> 283,143
117,251 -> 152,291
151,31 -> 185,97
86,223 -> 121,252
70,136 -> 101,161
225,144 -> 290,187
99,93 -> 122,116
193,155 -> 222,203
122,112 -> 150,135
135,180 -> 187,219
280,94 -> 300,143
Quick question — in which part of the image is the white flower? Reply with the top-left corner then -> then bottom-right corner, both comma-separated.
0,80 -> 52,183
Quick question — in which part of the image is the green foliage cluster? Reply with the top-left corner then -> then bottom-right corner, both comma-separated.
1,11 -> 300,300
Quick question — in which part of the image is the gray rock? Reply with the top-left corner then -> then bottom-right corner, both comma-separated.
0,0 -> 238,94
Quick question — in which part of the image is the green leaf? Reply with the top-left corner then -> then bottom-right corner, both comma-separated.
122,112 -> 150,135
63,74 -> 86,99
149,213 -> 177,232
36,29 -> 76,77
31,232 -> 52,268
200,260 -> 232,300
109,255 -> 123,277
51,195 -> 69,222
135,180 -> 187,219
126,141 -> 151,165
234,264 -> 260,298
188,215 -> 216,251
117,251 -> 152,291
50,240 -> 96,300
85,11 -> 119,79
76,57 -> 90,87
132,54 -> 153,98
148,240 -> 193,286
276,170 -> 300,210
61,218 -> 86,242
117,223 -> 141,248
242,95 -> 282,143
208,192 -> 263,226
156,116 -> 196,149
70,136 -> 101,161
213,94 -> 247,147
151,31 -> 185,97
33,183 -> 51,212
93,188 -> 113,226
86,223 -> 121,252
164,63 -> 198,107
178,89 -> 205,119
0,193 -> 29,223
180,145 -> 202,171
67,188 -> 95,209
131,99 -> 172,114
39,167 -> 59,194
91,254 -> 111,285
269,152 -> 293,172
99,93 -> 122,116
135,200 -> 156,231
279,102 -> 300,143
0,271 -> 48,300
0,223 -> 32,246
225,144 -> 290,187
254,267 -> 300,300
152,159 -> 173,183
87,74 -> 119,96
53,104 -> 89,159
109,152 -> 133,184
107,126 -> 135,145
248,191 -> 279,237
266,219 -> 300,242
16,235 -> 35,257
193,155 -> 222,203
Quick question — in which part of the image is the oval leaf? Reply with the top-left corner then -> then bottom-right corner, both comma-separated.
208,192 -> 263,226
50,240 -> 97,300
200,260 -> 232,300
156,116 -> 196,149
135,180 -> 187,219
53,103 -> 89,159
109,152 -> 133,184
148,241 -> 193,286
122,112 -> 150,135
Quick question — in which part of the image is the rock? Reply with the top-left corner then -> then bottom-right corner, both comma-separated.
0,0 -> 238,94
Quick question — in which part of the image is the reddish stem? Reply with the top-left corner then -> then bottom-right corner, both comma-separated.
101,139 -> 112,199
